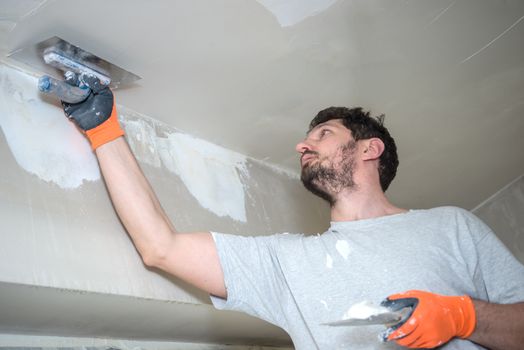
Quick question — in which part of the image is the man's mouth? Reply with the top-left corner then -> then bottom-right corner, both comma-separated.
301,153 -> 317,167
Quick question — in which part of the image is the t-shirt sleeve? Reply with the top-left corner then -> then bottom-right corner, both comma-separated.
467,213 -> 524,303
209,231 -> 289,326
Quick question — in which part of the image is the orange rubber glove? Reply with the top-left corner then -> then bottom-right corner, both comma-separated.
84,103 -> 123,149
381,290 -> 476,348
62,74 -> 124,149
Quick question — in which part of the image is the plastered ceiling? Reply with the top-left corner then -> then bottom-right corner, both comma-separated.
2,0 -> 524,210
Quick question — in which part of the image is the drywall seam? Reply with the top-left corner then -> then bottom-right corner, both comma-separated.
256,0 -> 338,27
4,280 -> 203,307
471,173 -> 524,212
19,0 -> 50,21
250,157 -> 299,179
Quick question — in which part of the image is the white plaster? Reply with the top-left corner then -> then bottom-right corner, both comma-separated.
0,64 -> 100,188
256,0 -> 337,27
335,239 -> 351,260
122,115 -> 248,222
342,300 -> 389,320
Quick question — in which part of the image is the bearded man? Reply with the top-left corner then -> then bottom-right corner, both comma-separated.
61,77 -> 524,349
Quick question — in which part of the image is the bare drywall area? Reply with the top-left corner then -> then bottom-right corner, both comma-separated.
0,333 -> 293,350
0,62 -> 329,344
0,282 -> 291,346
473,174 -> 524,264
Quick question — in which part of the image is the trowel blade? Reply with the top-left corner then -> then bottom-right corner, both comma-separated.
7,36 -> 141,89
322,311 -> 404,327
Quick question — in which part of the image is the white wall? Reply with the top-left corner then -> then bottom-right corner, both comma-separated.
0,333 -> 292,350
0,63 -> 330,346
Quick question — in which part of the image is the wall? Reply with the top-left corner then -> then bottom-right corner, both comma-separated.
473,174 -> 524,264
0,333 -> 291,350
0,63 -> 330,346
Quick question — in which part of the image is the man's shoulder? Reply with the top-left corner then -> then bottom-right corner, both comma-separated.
414,205 -> 475,220
211,231 -> 307,246
417,206 -> 492,240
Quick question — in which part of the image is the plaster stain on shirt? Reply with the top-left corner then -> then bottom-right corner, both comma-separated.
325,253 -> 333,269
335,240 -> 351,260
319,299 -> 329,310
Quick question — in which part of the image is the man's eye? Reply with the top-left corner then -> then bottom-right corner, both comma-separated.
319,129 -> 329,137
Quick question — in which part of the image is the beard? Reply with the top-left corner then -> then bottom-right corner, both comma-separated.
300,141 -> 357,206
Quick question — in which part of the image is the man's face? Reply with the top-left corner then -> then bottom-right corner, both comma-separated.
295,119 -> 358,204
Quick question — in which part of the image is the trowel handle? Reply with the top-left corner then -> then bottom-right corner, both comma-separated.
38,75 -> 90,104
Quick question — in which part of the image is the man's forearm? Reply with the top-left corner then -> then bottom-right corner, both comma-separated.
95,136 -> 176,265
468,300 -> 524,350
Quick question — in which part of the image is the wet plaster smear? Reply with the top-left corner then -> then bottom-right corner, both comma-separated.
122,112 -> 249,222
0,63 -> 256,222
0,64 -> 100,188
0,62 -> 328,298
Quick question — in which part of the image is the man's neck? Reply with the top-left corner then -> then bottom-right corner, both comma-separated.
330,185 -> 407,222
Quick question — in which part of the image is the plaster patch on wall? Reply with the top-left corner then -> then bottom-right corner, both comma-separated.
256,0 -> 337,27
122,113 -> 248,222
0,64 -> 100,188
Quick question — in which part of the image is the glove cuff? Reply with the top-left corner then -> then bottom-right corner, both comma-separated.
85,104 -> 125,150
456,295 -> 476,339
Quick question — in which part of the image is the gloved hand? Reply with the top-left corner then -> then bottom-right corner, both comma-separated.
62,74 -> 124,149
380,290 -> 476,348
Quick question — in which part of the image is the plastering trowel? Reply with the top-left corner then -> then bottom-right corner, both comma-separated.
322,309 -> 406,327
322,300 -> 412,327
7,36 -> 141,103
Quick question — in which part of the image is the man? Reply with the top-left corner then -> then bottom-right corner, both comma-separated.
62,76 -> 524,349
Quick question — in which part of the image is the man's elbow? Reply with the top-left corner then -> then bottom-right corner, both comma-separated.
136,226 -> 176,269
137,237 -> 173,269
140,242 -> 172,269
141,250 -> 161,268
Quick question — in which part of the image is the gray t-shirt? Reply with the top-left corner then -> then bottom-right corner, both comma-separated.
210,206 -> 524,349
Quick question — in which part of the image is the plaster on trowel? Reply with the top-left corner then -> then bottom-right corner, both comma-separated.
7,36 -> 141,103
322,300 -> 411,327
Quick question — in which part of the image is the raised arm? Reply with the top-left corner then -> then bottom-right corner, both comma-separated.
96,138 -> 226,297
62,76 -> 226,298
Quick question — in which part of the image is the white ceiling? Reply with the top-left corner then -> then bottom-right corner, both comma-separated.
2,0 -> 524,210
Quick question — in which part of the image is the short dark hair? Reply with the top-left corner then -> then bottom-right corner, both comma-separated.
308,107 -> 399,191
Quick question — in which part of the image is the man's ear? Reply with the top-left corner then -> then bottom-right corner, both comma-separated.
362,138 -> 385,161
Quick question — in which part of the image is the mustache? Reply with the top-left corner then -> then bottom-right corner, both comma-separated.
300,150 -> 319,163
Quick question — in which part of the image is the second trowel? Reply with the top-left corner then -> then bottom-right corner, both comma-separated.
322,301 -> 411,327
323,310 -> 406,327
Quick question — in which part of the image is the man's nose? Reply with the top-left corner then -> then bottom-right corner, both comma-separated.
295,139 -> 312,154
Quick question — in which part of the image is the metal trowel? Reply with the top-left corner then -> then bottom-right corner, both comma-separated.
322,306 -> 412,327
7,36 -> 141,103
323,310 -> 405,327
